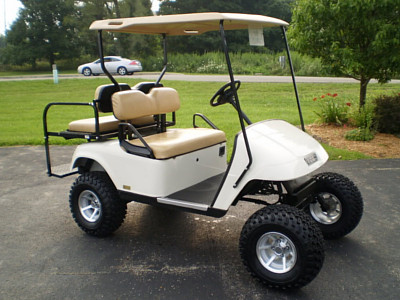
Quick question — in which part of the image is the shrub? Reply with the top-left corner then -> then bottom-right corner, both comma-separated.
313,93 -> 351,125
345,128 -> 375,141
373,93 -> 400,134
138,51 -> 334,76
345,101 -> 376,141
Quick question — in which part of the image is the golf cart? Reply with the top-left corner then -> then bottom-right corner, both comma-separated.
43,13 -> 363,289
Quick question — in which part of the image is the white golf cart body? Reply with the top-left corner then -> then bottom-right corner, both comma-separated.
72,119 -> 327,212
64,13 -> 328,216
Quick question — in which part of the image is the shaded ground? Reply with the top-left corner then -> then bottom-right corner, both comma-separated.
307,124 -> 400,158
0,146 -> 399,299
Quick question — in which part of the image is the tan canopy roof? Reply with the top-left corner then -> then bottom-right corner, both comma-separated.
89,12 -> 288,36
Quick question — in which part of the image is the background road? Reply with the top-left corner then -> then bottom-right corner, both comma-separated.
0,146 -> 399,299
2,73 -> 400,84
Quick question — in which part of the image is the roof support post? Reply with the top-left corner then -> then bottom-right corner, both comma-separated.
219,20 -> 252,188
281,26 -> 305,131
97,30 -> 120,89
156,33 -> 168,86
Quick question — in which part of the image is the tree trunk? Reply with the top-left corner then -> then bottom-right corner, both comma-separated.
359,76 -> 370,108
49,53 -> 55,70
31,59 -> 37,70
112,0 -> 121,18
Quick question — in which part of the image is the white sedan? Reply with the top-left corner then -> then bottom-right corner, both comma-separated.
77,56 -> 142,76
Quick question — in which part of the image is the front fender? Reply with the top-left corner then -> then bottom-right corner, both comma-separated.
213,120 -> 328,210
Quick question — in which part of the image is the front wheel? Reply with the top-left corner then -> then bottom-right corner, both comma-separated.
308,172 -> 363,239
239,205 -> 324,289
69,172 -> 127,237
82,67 -> 92,76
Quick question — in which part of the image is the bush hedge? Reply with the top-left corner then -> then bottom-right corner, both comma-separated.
373,93 -> 400,134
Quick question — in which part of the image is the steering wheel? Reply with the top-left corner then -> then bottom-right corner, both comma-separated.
210,80 -> 241,107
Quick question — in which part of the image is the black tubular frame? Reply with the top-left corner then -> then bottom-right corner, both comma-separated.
219,20 -> 253,188
193,113 -> 219,130
97,30 -> 120,90
281,26 -> 305,131
156,34 -> 168,86
43,102 -> 97,177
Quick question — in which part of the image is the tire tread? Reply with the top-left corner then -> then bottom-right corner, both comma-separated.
239,205 -> 324,289
69,172 -> 127,237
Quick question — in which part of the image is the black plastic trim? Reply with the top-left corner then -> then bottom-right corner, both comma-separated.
119,190 -> 227,218
210,132 -> 239,207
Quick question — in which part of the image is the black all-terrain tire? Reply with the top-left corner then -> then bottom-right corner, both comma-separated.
239,205 -> 325,289
309,172 -> 363,240
69,172 -> 127,237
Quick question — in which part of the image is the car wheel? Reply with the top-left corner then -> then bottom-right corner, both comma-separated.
239,205 -> 324,289
308,172 -> 363,239
82,67 -> 92,76
117,67 -> 127,75
69,172 -> 127,237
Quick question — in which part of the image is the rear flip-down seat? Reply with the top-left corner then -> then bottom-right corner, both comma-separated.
68,115 -> 154,133
112,87 -> 226,159
67,83 -> 157,134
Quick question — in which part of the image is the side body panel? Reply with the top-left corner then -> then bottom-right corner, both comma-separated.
72,140 -> 227,197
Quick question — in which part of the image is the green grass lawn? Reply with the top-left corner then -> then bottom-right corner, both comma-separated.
0,77 -> 398,159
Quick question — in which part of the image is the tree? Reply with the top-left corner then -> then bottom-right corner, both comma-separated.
4,0 -> 78,69
73,0 -> 156,58
158,0 -> 294,53
288,0 -> 400,107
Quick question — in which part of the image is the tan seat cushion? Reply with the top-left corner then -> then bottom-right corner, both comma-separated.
68,115 -> 119,133
68,115 -> 155,133
128,128 -> 226,159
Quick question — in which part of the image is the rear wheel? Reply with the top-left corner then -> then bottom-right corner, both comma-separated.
69,172 -> 127,237
308,172 -> 363,239
117,67 -> 127,75
239,205 -> 324,289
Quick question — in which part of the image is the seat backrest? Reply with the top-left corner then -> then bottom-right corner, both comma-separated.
112,87 -> 180,121
132,82 -> 163,94
94,83 -> 131,113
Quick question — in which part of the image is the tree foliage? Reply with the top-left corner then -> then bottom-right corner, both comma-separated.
5,0 -> 78,68
288,0 -> 400,107
3,0 -> 155,69
159,0 -> 294,53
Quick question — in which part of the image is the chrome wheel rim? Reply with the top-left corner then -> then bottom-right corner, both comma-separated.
118,67 -> 126,75
83,68 -> 91,76
310,193 -> 342,225
78,190 -> 102,223
256,232 -> 297,274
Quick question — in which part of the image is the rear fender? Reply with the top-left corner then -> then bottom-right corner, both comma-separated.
73,158 -> 106,173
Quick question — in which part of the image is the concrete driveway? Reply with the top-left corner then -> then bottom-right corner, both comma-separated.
0,146 -> 399,300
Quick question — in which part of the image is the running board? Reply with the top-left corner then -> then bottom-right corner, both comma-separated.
157,197 -> 209,211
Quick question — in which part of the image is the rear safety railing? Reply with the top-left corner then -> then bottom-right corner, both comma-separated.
43,101 -> 100,178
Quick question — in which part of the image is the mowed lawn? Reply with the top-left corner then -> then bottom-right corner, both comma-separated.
0,77 -> 398,159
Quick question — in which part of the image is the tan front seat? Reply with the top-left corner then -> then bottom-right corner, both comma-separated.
112,87 -> 226,159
